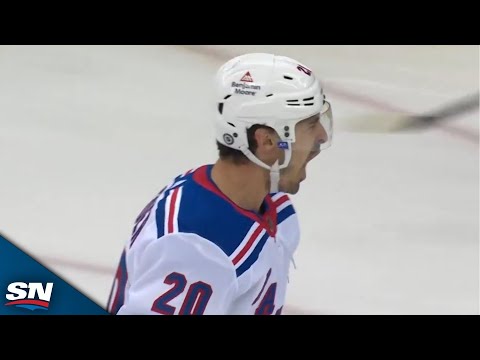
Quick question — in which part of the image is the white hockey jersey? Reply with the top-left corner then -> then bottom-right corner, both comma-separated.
107,164 -> 300,315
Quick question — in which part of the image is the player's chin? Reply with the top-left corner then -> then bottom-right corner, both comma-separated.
285,184 -> 300,195
279,179 -> 300,195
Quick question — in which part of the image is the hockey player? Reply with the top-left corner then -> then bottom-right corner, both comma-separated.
107,52 -> 333,315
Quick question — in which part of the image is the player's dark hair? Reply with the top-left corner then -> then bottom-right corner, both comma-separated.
217,125 -> 274,165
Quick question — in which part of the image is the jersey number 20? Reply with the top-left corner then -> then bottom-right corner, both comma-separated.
151,272 -> 213,315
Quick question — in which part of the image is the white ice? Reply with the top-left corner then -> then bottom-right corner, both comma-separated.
0,45 -> 478,314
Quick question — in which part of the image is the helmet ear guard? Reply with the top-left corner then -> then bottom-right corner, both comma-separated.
215,96 -> 249,151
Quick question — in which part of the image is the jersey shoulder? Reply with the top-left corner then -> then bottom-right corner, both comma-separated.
155,165 -> 261,261
132,165 -> 299,277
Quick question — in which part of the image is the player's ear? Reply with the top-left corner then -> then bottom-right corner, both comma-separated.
254,128 -> 276,149
254,128 -> 281,165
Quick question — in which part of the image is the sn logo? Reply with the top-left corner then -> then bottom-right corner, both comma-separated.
5,282 -> 54,311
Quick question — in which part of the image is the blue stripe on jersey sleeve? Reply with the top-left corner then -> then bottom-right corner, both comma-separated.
277,205 -> 295,224
155,187 -> 178,239
155,193 -> 167,239
154,175 -> 192,239
235,231 -> 271,277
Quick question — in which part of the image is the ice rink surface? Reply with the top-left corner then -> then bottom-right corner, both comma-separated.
0,45 -> 478,314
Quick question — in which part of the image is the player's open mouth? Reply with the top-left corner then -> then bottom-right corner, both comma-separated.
307,149 -> 320,162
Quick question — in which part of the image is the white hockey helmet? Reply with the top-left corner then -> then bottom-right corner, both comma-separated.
214,52 -> 333,192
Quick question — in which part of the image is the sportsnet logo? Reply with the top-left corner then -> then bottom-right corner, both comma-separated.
5,282 -> 53,311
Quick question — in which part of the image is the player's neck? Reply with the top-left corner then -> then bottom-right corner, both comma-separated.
211,159 -> 270,213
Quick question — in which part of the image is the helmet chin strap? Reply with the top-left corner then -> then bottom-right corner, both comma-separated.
239,144 -> 292,194
269,160 -> 280,193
